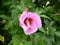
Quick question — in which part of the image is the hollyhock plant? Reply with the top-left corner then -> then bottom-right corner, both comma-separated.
19,8 -> 42,35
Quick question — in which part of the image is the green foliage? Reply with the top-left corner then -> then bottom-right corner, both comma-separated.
0,35 -> 4,43
0,0 -> 60,45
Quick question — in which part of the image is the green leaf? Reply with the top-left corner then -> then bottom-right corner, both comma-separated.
49,27 -> 56,36
35,8 -> 43,15
4,20 -> 15,30
17,5 -> 24,12
49,21 -> 55,27
11,35 -> 20,45
23,41 -> 32,45
3,2 -> 11,5
55,31 -> 60,37
0,15 -> 10,20
0,35 -> 4,43
45,38 -> 53,45
44,6 -> 54,14
44,19 -> 49,25
47,40 -> 52,45
39,28 -> 45,33
40,14 -> 51,19
38,38 -> 47,45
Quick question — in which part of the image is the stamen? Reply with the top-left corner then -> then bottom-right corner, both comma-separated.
24,18 -> 32,27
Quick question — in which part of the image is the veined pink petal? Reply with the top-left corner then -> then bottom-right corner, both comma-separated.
27,12 -> 42,28
19,11 -> 27,24
24,21 -> 38,35
19,11 -> 29,31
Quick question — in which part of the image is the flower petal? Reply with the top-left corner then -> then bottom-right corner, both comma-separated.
19,11 -> 28,31
24,21 -> 38,35
27,12 -> 42,28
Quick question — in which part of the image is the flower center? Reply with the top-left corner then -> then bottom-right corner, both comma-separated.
24,18 -> 32,27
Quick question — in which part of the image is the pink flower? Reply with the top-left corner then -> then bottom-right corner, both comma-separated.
19,8 -> 42,35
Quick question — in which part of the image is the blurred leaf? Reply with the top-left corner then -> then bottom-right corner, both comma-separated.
52,14 -> 60,22
49,27 -> 56,36
19,42 -> 23,45
40,14 -> 51,19
44,19 -> 49,25
0,15 -> 10,20
38,38 -> 47,45
23,41 -> 32,45
35,8 -> 43,15
39,28 -> 45,32
55,31 -> 60,37
3,2 -> 11,5
17,5 -> 24,12
4,19 -> 16,30
58,0 -> 60,2
0,10 -> 4,14
10,4 -> 16,9
44,6 -> 54,14
45,37 -> 53,45
46,40 -> 52,45
11,0 -> 17,4
11,8 -> 18,18
11,35 -> 20,45
49,21 -> 55,27
0,35 -> 4,43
